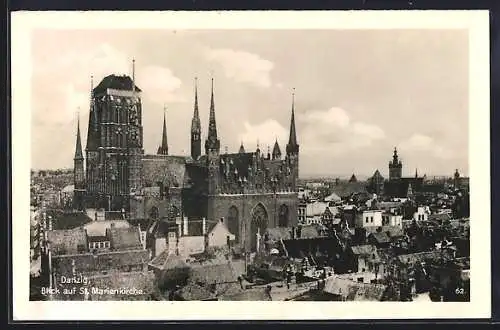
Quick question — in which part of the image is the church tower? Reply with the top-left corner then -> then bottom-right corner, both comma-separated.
73,113 -> 85,210
389,147 -> 402,181
157,105 -> 169,155
191,78 -> 202,160
205,78 -> 221,195
85,60 -> 144,212
286,90 -> 300,191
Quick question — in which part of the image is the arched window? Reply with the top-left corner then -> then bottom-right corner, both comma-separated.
250,203 -> 268,252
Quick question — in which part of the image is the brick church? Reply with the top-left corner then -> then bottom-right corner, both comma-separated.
72,67 -> 299,252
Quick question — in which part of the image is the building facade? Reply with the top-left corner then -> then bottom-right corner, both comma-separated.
72,72 -> 300,253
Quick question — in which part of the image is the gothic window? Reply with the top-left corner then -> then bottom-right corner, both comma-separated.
278,204 -> 289,227
250,203 -> 268,252
227,206 -> 239,242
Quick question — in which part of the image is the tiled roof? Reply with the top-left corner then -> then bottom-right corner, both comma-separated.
330,182 -> 367,198
428,213 -> 452,222
142,155 -> 188,188
189,262 -> 239,285
350,244 -> 377,256
149,250 -> 189,270
47,210 -> 93,230
47,228 -> 88,255
365,226 -> 404,238
323,277 -> 386,301
93,74 -> 141,94
86,271 -> 155,300
108,227 -> 142,251
52,249 -> 149,276
219,288 -> 272,301
84,220 -> 130,237
369,232 -> 391,244
176,283 -> 216,301
396,250 -> 446,264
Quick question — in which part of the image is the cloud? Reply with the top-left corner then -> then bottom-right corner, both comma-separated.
204,48 -> 274,88
237,119 -> 288,151
400,133 -> 454,159
298,107 -> 386,155
138,66 -> 184,104
32,43 -> 184,126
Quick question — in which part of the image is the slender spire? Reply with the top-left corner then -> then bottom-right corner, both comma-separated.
191,77 -> 201,131
286,88 -> 299,155
205,76 -> 220,153
132,58 -> 136,93
157,105 -> 168,155
272,138 -> 282,160
415,168 -> 418,178
74,109 -> 83,159
239,141 -> 245,153
208,78 -> 217,138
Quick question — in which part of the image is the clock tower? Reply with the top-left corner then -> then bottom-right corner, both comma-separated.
85,66 -> 144,212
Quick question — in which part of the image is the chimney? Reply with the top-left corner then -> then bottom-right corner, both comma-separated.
202,217 -> 206,235
183,216 -> 188,236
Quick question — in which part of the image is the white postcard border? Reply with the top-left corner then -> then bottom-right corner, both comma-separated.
11,10 -> 491,320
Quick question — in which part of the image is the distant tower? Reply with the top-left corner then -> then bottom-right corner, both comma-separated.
415,168 -> 418,178
454,169 -> 460,189
389,147 -> 402,180
157,105 -> 169,155
73,112 -> 85,210
272,138 -> 282,160
205,78 -> 221,195
191,77 -> 202,160
286,89 -> 300,191
239,141 -> 245,154
349,174 -> 358,183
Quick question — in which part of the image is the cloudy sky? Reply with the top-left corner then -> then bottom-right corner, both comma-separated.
31,29 -> 469,178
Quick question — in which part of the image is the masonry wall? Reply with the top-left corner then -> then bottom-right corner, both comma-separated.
207,192 -> 298,251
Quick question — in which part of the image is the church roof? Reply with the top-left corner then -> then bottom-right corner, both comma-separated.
93,74 -> 141,94
349,174 -> 358,183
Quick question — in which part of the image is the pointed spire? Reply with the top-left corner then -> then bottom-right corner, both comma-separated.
191,77 -> 201,131
415,168 -> 418,178
239,141 -> 245,153
74,109 -> 83,159
286,88 -> 299,155
272,138 -> 282,160
132,58 -> 136,93
157,105 -> 168,155
205,76 -> 220,154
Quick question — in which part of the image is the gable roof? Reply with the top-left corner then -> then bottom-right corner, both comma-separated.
189,262 -> 239,285
323,277 -> 387,301
47,228 -> 88,255
84,220 -> 130,237
149,250 -> 189,270
369,232 -> 391,244
176,283 -> 216,301
107,227 -> 142,251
